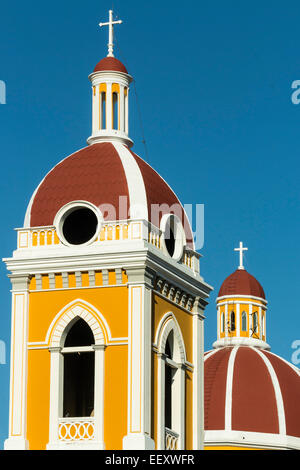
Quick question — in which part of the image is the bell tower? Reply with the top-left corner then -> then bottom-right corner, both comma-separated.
213,242 -> 269,350
3,10 -> 212,451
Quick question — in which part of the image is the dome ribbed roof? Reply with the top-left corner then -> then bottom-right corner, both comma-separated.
218,269 -> 265,299
93,56 -> 128,74
25,142 -> 194,248
204,346 -> 300,440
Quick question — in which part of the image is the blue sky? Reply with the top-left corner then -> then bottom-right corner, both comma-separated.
0,0 -> 300,448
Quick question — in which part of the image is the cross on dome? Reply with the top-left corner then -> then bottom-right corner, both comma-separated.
234,241 -> 248,270
99,9 -> 122,58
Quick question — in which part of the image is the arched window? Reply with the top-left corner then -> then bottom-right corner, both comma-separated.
101,92 -> 106,129
112,92 -> 118,130
62,318 -> 95,418
241,311 -> 247,332
230,311 -> 235,332
164,331 -> 173,430
252,311 -> 258,335
156,316 -> 186,450
47,302 -> 107,450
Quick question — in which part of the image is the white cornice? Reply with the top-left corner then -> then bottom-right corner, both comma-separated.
217,294 -> 268,305
204,430 -> 300,450
3,246 -> 212,301
212,337 -> 270,350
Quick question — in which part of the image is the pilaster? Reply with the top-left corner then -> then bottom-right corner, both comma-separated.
4,274 -> 30,450
123,265 -> 155,450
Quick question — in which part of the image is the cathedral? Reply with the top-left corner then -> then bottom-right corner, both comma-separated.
3,10 -> 300,451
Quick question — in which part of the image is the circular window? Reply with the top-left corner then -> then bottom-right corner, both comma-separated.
160,214 -> 186,261
54,201 -> 102,246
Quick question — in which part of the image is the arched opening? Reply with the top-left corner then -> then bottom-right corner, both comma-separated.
62,318 -> 95,418
230,311 -> 235,332
112,92 -> 118,130
252,311 -> 258,336
241,311 -> 247,332
157,321 -> 185,450
164,331 -> 173,430
101,92 -> 106,129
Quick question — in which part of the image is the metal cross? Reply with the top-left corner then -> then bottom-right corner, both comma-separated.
234,241 -> 248,270
99,10 -> 122,57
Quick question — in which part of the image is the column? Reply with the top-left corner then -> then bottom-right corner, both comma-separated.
236,303 -> 240,337
93,344 -> 106,449
123,266 -> 155,450
156,352 -> 165,450
4,274 -> 30,450
119,85 -> 125,132
47,347 -> 63,449
192,298 -> 205,450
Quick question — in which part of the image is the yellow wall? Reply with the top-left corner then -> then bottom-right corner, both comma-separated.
26,284 -> 128,450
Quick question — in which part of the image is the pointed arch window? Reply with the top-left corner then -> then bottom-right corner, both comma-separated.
156,316 -> 186,451
47,305 -> 106,450
62,318 -> 95,418
241,311 -> 247,332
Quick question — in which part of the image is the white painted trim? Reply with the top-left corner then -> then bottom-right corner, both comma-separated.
192,312 -> 204,449
224,346 -> 239,431
160,213 -> 186,262
112,142 -> 148,220
123,283 -> 155,450
217,294 -> 267,305
154,312 -> 186,364
251,347 -> 286,435
53,200 -> 103,247
154,313 -> 186,450
265,349 -> 300,377
213,337 -> 270,350
204,430 -> 300,450
47,304 -> 106,450
204,349 -> 220,362
5,286 -> 30,450
45,299 -> 111,347
217,299 -> 267,309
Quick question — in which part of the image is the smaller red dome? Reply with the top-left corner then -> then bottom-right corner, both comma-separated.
218,269 -> 265,299
94,56 -> 128,74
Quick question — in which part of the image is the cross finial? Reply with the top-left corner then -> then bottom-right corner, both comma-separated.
99,10 -> 122,58
234,241 -> 248,270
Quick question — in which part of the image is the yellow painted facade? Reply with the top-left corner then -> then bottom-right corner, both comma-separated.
217,296 -> 266,342
23,270 -> 200,450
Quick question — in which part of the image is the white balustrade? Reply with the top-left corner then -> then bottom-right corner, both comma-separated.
58,417 -> 95,442
165,427 -> 179,450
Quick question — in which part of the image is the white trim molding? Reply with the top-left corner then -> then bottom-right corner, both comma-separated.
154,312 -> 186,450
4,275 -> 30,450
46,301 -> 107,450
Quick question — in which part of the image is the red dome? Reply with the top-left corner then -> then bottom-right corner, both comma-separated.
204,346 -> 300,444
94,56 -> 128,74
218,269 -> 265,299
25,142 -> 193,247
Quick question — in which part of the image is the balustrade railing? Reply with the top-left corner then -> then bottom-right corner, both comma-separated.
165,427 -> 179,450
58,417 -> 95,442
